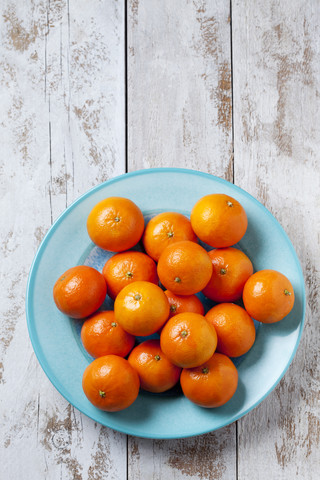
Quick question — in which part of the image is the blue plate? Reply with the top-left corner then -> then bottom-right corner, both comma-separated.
26,168 -> 305,439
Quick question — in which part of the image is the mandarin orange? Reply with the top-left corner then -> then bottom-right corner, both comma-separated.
53,265 -> 107,319
243,269 -> 295,323
82,355 -> 140,411
102,251 -> 158,299
160,312 -> 217,368
157,241 -> 212,295
81,311 -> 135,358
165,290 -> 204,318
190,194 -> 247,247
202,247 -> 253,302
87,197 -> 144,251
143,212 -> 197,262
205,303 -> 256,357
114,281 -> 170,336
128,339 -> 181,393
180,353 -> 238,408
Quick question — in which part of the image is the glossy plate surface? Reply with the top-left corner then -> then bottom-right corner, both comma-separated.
26,168 -> 305,439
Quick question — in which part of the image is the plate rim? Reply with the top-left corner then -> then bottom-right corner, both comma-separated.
25,167 -> 306,439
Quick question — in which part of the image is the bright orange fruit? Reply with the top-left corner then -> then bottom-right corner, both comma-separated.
82,355 -> 140,411
157,241 -> 213,295
102,251 -> 158,299
87,197 -> 144,251
191,194 -> 248,247
243,269 -> 295,323
143,212 -> 197,261
81,311 -> 135,358
160,312 -> 217,368
202,247 -> 253,302
114,281 -> 170,336
180,353 -> 238,408
53,265 -> 107,319
128,339 -> 181,393
165,290 -> 204,318
205,303 -> 256,357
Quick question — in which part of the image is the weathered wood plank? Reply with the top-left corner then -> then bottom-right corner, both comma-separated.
129,428 -> 236,480
232,0 -> 320,478
0,1 -> 127,479
2,0 -> 319,478
128,0 -> 233,177
127,1 -> 236,478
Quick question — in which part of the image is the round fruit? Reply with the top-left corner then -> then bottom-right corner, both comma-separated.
157,241 -> 213,295
202,247 -> 253,302
87,197 -> 144,252
102,251 -> 158,299
165,290 -> 204,318
205,303 -> 256,357
160,312 -> 217,368
190,194 -> 248,248
243,269 -> 295,323
81,311 -> 135,358
128,339 -> 181,393
114,281 -> 170,336
143,212 -> 197,262
180,353 -> 238,408
82,355 -> 140,411
53,265 -> 107,319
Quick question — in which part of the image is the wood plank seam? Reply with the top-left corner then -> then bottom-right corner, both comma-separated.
230,2 -> 238,479
126,1 -> 237,478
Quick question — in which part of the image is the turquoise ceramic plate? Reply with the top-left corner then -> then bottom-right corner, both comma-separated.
26,168 -> 305,439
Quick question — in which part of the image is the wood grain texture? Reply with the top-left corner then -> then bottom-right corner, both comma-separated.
127,1 -> 236,479
128,428 -> 236,480
232,0 -> 320,478
128,0 -> 233,177
1,0 -> 320,478
0,1 -> 126,479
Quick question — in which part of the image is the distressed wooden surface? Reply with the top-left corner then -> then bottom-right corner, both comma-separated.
0,0 -> 319,479
0,1 -> 127,479
128,0 -> 233,177
127,1 -> 237,479
232,1 -> 320,478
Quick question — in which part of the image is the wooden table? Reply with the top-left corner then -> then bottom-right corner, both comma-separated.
1,1 -> 319,478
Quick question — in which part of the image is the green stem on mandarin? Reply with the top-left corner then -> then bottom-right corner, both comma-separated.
154,355 -> 161,361
111,322 -> 117,327
220,268 -> 227,275
284,289 -> 292,296
170,305 -> 177,312
181,330 -> 188,337
99,390 -> 106,398
134,294 -> 142,301
174,277 -> 181,283
167,231 -> 174,238
202,367 -> 209,374
126,271 -> 133,278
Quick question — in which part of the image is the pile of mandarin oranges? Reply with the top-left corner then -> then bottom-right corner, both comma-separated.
53,194 -> 295,412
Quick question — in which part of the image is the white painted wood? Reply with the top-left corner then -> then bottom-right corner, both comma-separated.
1,0 -> 320,478
128,427 -> 236,480
0,1 -> 126,479
128,0 -> 234,178
232,0 -> 320,478
127,1 -> 236,479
